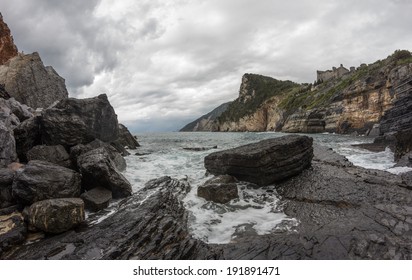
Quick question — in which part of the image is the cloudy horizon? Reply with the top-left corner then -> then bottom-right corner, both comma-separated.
2,0 -> 412,132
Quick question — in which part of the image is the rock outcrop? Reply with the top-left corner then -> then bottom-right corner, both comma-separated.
12,160 -> 81,205
204,135 -> 313,186
27,145 -> 71,169
0,13 -> 18,65
180,102 -> 231,132
197,175 -> 238,203
182,50 -> 412,136
3,148 -> 412,260
41,94 -> 119,147
0,52 -> 68,109
28,198 -> 85,234
77,148 -> 132,198
113,124 -> 139,149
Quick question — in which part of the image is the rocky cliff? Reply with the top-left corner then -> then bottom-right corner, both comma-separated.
180,102 -> 231,131
0,52 -> 69,109
183,50 -> 412,136
0,13 -> 18,65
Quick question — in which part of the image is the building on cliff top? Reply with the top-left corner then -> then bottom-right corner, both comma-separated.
316,64 -> 353,82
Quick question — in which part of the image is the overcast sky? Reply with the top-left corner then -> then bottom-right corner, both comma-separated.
2,0 -> 412,132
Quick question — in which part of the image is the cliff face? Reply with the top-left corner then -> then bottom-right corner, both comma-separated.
0,52 -> 68,109
180,102 -> 231,131
183,50 -> 412,135
0,13 -> 18,65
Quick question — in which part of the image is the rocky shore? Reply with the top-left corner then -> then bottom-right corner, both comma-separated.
1,13 -> 412,260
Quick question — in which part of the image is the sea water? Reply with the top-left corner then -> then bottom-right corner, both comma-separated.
119,132 -> 411,244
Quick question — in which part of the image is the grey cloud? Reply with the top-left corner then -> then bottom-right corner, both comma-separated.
2,0 -> 412,132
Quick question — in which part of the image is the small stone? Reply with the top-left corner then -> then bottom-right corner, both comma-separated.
81,187 -> 112,212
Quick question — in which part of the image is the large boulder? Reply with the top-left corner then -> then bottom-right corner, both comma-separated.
197,175 -> 239,204
28,198 -> 85,234
113,123 -> 140,149
70,139 -> 126,172
0,52 -> 68,109
27,145 -> 71,169
13,116 -> 41,162
41,94 -> 119,147
6,98 -> 33,122
0,168 -> 15,209
12,160 -> 81,205
80,187 -> 112,212
0,122 -> 17,167
0,98 -> 20,130
77,148 -> 132,198
204,135 -> 314,186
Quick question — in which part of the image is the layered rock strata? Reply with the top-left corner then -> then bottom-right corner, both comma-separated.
204,135 -> 313,186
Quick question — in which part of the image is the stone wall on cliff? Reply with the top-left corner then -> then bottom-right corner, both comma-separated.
0,13 -> 18,65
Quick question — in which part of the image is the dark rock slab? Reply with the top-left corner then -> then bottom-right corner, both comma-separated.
0,168 -> 15,209
27,145 -> 71,168
77,148 -> 131,198
0,212 -> 26,255
197,175 -> 238,204
80,187 -> 112,212
12,160 -> 81,205
204,135 -> 313,186
112,123 -> 139,149
28,198 -> 85,234
13,116 -> 41,162
41,94 -> 119,147
70,139 -> 126,172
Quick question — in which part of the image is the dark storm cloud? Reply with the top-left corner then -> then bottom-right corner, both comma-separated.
2,0 -> 412,131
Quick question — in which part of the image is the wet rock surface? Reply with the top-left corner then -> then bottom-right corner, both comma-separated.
27,145 -> 71,168
204,135 -> 313,186
0,212 -> 26,255
12,160 -> 81,205
2,147 -> 412,260
77,148 -> 131,198
113,123 -> 139,149
197,175 -> 239,203
0,168 -> 15,209
80,187 -> 112,212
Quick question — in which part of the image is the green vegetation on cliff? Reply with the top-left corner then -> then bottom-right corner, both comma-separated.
218,74 -> 298,122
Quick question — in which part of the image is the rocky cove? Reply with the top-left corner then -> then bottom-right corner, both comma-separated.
1,13 -> 412,260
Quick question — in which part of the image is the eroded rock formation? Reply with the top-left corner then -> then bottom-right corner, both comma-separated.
0,13 -> 18,65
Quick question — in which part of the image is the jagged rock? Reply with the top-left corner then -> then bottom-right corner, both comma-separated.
28,198 -> 85,234
197,175 -> 238,203
0,168 -> 15,209
12,160 -> 81,205
70,139 -> 126,172
27,145 -> 71,169
0,122 -> 17,167
41,94 -> 119,147
0,98 -> 20,129
0,212 -> 26,255
0,52 -> 68,109
204,135 -> 313,186
0,13 -> 18,65
13,116 -> 41,162
113,124 -> 139,149
6,98 -> 33,122
80,187 -> 112,212
77,148 -> 131,198
1,177 -> 213,259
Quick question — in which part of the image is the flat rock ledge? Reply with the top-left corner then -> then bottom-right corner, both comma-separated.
204,135 -> 313,186
2,145 -> 412,260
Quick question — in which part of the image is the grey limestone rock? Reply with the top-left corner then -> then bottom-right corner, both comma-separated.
0,52 -> 68,109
